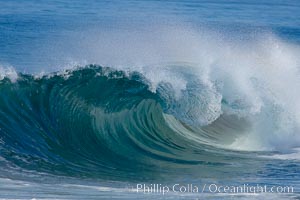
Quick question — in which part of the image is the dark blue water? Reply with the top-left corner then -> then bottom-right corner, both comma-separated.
1,0 -> 300,71
0,0 -> 300,199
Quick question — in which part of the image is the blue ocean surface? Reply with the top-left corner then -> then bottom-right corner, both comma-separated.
0,0 -> 300,199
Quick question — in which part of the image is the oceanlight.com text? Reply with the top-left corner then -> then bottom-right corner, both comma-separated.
135,183 -> 294,195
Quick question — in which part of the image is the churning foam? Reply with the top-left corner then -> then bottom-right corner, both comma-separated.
0,65 -> 18,82
87,25 -> 300,152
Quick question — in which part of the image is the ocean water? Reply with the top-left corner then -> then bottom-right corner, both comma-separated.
0,0 -> 300,199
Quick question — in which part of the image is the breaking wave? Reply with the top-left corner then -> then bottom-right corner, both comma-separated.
1,28 -> 300,180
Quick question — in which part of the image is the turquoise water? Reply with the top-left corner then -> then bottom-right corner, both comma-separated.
0,1 -> 300,199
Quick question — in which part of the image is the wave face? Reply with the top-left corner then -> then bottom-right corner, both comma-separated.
0,66 -> 246,180
0,62 -> 300,182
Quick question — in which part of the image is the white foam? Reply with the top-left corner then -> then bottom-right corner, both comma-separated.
262,148 -> 300,160
0,65 -> 18,82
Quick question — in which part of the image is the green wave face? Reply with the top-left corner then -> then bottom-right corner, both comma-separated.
0,65 -> 270,181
